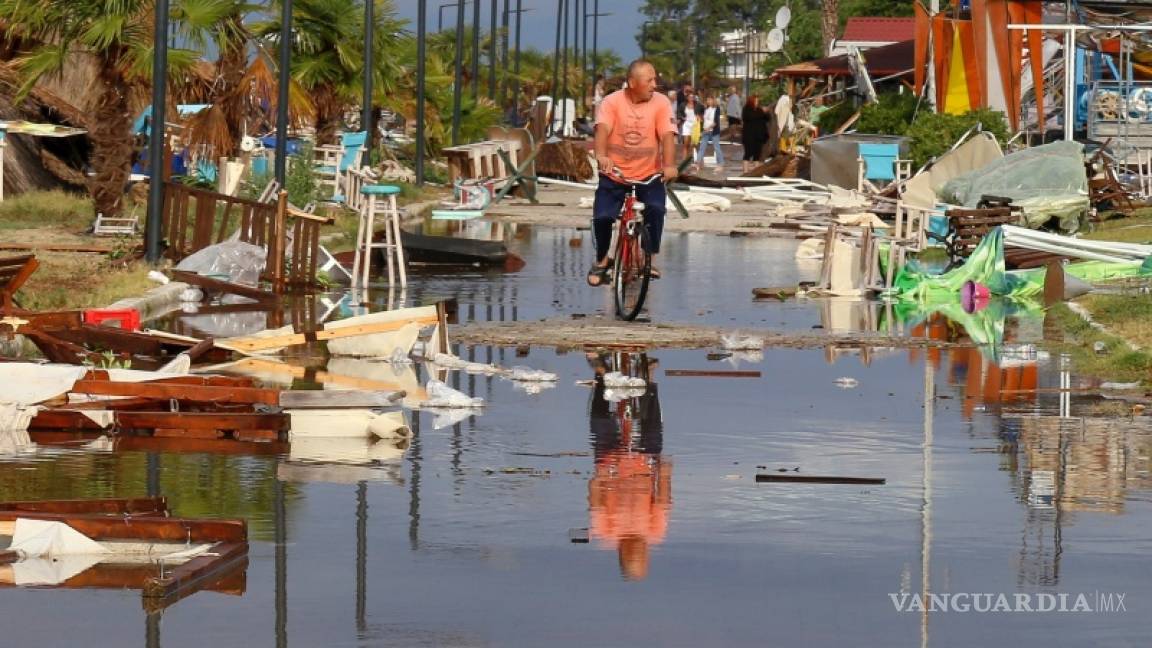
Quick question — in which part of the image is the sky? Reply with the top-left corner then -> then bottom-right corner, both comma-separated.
392,0 -> 647,62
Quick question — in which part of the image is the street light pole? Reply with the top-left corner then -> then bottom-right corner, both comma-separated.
145,0 -> 169,263
363,0 -> 374,141
274,0 -> 292,187
488,0 -> 497,100
513,0 -> 524,110
452,0 -> 466,144
471,0 -> 481,99
592,0 -> 599,77
416,0 -> 426,184
438,2 -> 464,32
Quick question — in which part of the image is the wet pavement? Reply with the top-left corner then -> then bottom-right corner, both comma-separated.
4,230 -> 1152,646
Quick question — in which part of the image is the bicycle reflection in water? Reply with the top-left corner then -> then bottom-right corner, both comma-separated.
585,352 -> 672,581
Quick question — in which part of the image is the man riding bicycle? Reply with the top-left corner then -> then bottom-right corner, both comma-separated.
587,59 -> 679,287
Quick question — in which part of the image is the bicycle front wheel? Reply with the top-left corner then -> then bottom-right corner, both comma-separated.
612,220 -> 651,321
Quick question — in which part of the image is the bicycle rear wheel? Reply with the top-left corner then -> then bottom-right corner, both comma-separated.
613,220 -> 651,321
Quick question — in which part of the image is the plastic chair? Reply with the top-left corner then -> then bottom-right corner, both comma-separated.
857,142 -> 910,192
316,131 -> 368,198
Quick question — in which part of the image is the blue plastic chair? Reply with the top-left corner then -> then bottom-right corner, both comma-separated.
857,143 -> 901,188
316,131 -> 368,198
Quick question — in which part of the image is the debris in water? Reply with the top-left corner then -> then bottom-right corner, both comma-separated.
421,380 -> 484,408
603,372 -> 645,388
755,474 -> 885,485
720,334 -> 763,350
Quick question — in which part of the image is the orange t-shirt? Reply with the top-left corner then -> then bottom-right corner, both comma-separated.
596,89 -> 676,180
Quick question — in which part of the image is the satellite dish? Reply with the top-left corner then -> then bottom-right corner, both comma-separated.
766,28 -> 785,53
240,136 -> 257,152
776,5 -> 792,30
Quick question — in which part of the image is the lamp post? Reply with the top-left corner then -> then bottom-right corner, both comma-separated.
583,10 -> 610,114
512,0 -> 526,112
274,0 -> 292,187
416,0 -> 427,184
145,0 -> 170,263
471,0 -> 481,99
451,0 -> 466,144
438,1 -> 467,31
362,0 -> 374,141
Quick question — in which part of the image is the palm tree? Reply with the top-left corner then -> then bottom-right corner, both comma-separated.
820,0 -> 839,57
0,0 -> 209,217
257,0 -> 407,146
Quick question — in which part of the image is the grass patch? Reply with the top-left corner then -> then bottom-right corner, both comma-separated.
1075,293 -> 1152,349
18,255 -> 154,311
1045,302 -> 1152,383
1083,208 -> 1152,244
0,190 -> 93,231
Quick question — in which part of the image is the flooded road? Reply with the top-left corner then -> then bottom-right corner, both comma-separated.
3,337 -> 1151,645
4,225 -> 1152,646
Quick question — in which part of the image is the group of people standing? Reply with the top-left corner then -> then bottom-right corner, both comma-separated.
661,84 -> 780,173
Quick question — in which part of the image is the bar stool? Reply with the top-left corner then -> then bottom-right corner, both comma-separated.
353,184 -> 407,291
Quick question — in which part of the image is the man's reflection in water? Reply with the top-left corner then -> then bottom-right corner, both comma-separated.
586,353 -> 672,581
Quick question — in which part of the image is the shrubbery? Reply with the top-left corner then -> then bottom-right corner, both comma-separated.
818,92 -> 1010,168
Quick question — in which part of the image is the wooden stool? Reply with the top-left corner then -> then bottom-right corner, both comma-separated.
353,184 -> 407,291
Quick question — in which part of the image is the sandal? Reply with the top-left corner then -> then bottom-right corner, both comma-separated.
586,265 -> 611,287
647,267 -> 662,280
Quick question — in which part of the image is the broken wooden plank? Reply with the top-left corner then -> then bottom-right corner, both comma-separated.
0,513 -> 247,543
664,370 -> 762,378
171,270 -> 277,303
116,412 -> 289,432
142,546 -> 248,612
278,389 -> 406,409
68,380 -> 280,405
0,497 -> 167,515
217,314 -> 439,353
755,474 -> 886,485
28,431 -> 288,455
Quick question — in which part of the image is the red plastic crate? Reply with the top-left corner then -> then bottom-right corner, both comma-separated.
82,308 -> 141,331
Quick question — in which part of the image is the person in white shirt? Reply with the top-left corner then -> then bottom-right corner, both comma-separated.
677,89 -> 701,165
696,95 -> 724,167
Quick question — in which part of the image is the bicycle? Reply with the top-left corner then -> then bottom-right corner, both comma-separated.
606,171 -> 662,321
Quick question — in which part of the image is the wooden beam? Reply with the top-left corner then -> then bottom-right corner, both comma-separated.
68,380 -> 280,405
141,542 -> 248,607
755,474 -> 886,485
663,370 -> 762,378
217,315 -> 439,353
171,270 -> 277,303
0,497 -> 167,515
116,411 -> 289,432
0,513 -> 247,543
28,431 -> 288,455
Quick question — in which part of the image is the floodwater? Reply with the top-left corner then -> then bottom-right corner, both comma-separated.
4,230 -> 1152,646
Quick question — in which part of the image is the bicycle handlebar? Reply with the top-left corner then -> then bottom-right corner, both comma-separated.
602,166 -> 665,186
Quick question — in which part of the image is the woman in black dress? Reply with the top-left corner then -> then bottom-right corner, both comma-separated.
741,96 -> 768,173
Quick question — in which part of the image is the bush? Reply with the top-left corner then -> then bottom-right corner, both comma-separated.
905,107 -> 1009,168
856,92 -> 920,135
